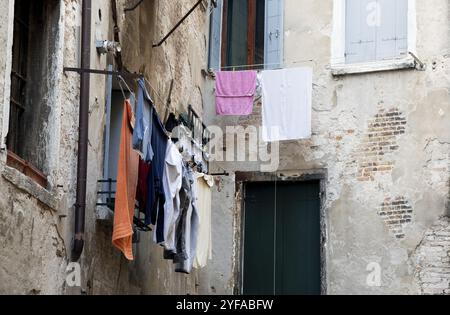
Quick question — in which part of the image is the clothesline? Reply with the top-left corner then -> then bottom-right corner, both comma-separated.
139,45 -> 449,111
216,59 -> 314,71
113,96 -> 214,271
212,49 -> 450,72
122,77 -> 218,175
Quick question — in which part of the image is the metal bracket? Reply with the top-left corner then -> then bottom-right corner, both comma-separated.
124,0 -> 144,12
95,40 -> 122,55
409,52 -> 426,71
152,0 -> 204,47
63,67 -> 144,78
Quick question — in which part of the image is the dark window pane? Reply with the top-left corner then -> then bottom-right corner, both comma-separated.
254,0 -> 265,65
226,0 -> 249,67
224,0 -> 265,69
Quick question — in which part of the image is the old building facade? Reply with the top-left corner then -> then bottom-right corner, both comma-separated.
0,0 -> 449,295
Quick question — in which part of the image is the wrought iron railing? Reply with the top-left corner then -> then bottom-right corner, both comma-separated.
96,179 -> 151,232
179,105 -> 211,147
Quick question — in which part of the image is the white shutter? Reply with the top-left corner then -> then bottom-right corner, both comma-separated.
346,0 -> 408,63
208,0 -> 223,70
377,0 -> 408,60
264,0 -> 283,69
345,0 -> 377,63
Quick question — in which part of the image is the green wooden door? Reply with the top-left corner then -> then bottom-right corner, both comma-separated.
243,181 -> 321,295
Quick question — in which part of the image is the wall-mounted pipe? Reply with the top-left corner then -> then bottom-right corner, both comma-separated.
72,0 -> 92,262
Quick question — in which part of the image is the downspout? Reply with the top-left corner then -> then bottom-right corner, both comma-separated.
72,0 -> 92,262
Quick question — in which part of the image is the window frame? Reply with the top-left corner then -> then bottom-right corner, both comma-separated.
212,0 -> 284,71
221,0 -> 260,68
331,0 -> 417,75
8,0 -> 30,158
1,0 -> 65,190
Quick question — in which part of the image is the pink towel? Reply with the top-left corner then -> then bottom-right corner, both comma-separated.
215,70 -> 257,116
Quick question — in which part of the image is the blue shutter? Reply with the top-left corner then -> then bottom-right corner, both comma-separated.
208,0 -> 223,70
377,0 -> 408,60
265,0 -> 283,69
345,0 -> 377,63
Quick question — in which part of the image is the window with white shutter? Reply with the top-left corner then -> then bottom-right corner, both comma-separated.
207,0 -> 284,70
345,0 -> 408,64
264,0 -> 283,69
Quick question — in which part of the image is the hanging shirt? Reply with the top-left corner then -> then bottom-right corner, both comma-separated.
193,173 -> 214,269
154,140 -> 183,246
112,100 -> 139,261
173,163 -> 199,274
215,70 -> 257,116
165,112 -> 179,132
145,109 -> 168,226
132,79 -> 154,162
136,158 -> 151,214
261,67 -> 312,142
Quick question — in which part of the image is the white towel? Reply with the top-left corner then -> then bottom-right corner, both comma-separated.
261,67 -> 312,142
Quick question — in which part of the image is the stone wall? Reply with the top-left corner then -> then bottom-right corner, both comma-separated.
204,0 -> 450,295
0,0 -> 448,295
0,0 -> 221,295
414,217 -> 450,295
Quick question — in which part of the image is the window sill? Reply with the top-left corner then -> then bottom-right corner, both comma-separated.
330,58 -> 416,76
2,163 -> 59,212
6,150 -> 48,187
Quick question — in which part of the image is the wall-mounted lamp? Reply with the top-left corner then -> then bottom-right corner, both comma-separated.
96,40 -> 121,55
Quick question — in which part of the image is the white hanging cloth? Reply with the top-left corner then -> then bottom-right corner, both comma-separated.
261,67 -> 312,142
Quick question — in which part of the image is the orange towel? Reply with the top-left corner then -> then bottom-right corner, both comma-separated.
112,100 -> 139,260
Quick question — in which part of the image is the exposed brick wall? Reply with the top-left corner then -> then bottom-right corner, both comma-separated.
415,217 -> 450,295
356,108 -> 407,181
378,196 -> 413,239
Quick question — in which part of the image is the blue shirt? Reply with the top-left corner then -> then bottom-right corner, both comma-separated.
132,79 -> 154,162
145,109 -> 168,226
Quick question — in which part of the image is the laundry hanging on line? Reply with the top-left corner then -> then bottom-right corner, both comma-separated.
215,70 -> 257,116
213,67 -> 313,142
133,78 -> 154,162
193,173 -> 214,269
261,67 -> 313,142
154,140 -> 183,247
111,78 -> 214,273
112,100 -> 140,261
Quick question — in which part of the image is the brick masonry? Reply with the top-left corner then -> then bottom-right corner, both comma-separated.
378,196 -> 413,239
356,108 -> 407,181
415,217 -> 450,295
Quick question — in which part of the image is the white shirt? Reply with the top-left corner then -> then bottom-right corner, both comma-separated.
154,140 -> 183,247
193,173 -> 214,269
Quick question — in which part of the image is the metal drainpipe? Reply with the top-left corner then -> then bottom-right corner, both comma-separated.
72,0 -> 92,262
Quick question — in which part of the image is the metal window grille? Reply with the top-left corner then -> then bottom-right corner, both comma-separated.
7,1 -> 30,155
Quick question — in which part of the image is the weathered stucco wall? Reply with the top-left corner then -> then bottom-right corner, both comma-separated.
0,0 -> 221,295
205,0 -> 450,294
0,0 -> 448,295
